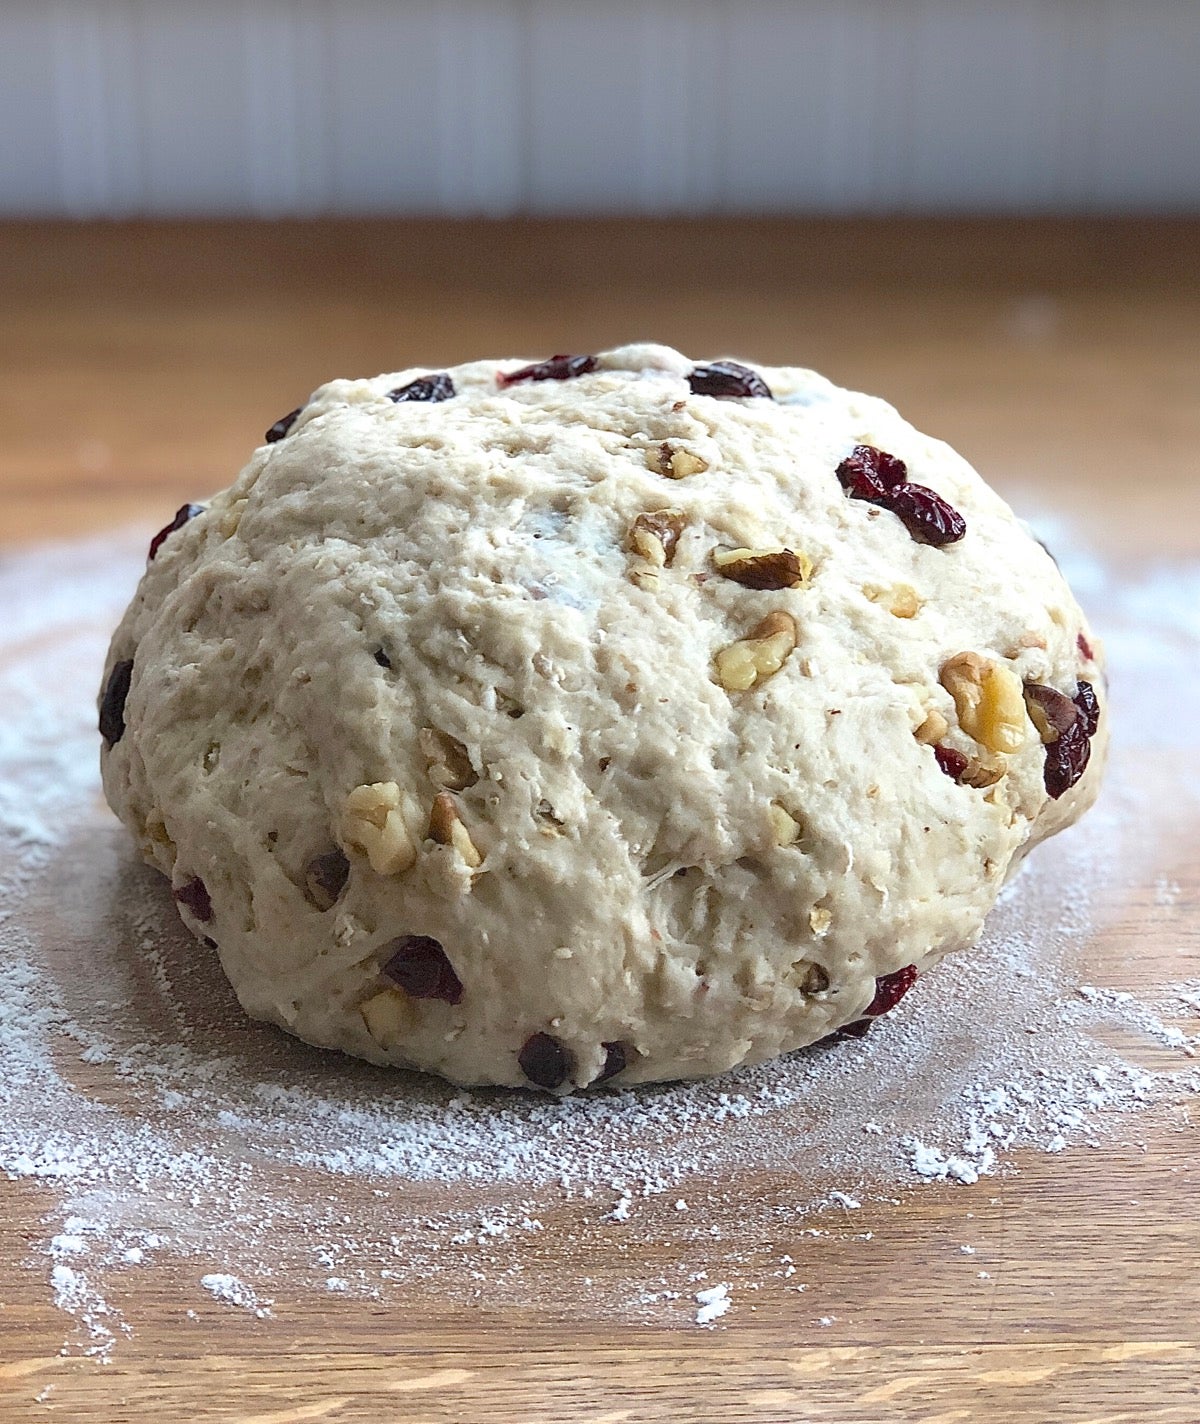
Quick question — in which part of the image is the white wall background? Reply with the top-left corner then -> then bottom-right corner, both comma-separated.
3,0 -> 1199,216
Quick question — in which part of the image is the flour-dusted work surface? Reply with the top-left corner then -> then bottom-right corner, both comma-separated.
1,526 -> 1198,1418
1,221 -> 1198,1422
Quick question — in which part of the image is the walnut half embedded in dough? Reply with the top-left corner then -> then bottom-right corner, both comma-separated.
98,344 -> 1106,1093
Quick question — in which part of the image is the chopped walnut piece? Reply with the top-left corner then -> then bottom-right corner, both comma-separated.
143,808 -> 173,848
628,509 -> 686,567
219,497 -> 248,538
809,905 -> 833,935
139,809 -> 177,873
939,652 -> 1028,755
714,611 -> 798,691
865,582 -> 922,618
418,727 -> 477,790
768,802 -> 801,846
360,987 -> 417,1047
914,708 -> 949,745
960,757 -> 1006,789
713,546 -> 812,590
648,443 -> 709,479
428,791 -> 483,868
339,781 -> 416,875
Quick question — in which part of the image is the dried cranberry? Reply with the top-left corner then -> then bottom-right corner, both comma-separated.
99,659 -> 135,747
174,876 -> 213,924
304,849 -> 350,912
835,1017 -> 873,1040
382,935 -> 463,1005
836,444 -> 907,501
498,354 -> 597,387
1036,681 -> 1099,799
836,445 -> 965,547
1077,632 -> 1094,661
934,744 -> 969,781
687,361 -> 772,400
1023,683 -> 1079,741
518,1032 -> 571,1090
1043,720 -> 1091,799
265,406 -> 302,443
387,373 -> 455,403
594,1041 -> 627,1085
1073,680 -> 1100,737
148,503 -> 205,561
886,483 -> 967,546
865,965 -> 918,1017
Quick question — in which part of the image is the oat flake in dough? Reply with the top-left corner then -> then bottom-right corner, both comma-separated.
99,343 -> 1106,1093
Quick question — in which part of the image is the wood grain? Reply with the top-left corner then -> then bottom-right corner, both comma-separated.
1,219 -> 1198,1422
2,218 -> 1198,557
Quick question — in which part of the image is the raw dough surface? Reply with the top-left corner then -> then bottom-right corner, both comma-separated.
99,344 -> 1106,1091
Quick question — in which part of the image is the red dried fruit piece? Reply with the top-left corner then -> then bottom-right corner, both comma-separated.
1073,680 -> 1100,737
865,964 -> 918,1017
99,659 -> 135,747
594,1041 -> 627,1085
304,849 -> 350,912
387,373 -> 455,403
498,354 -> 597,387
174,876 -> 213,924
1077,632 -> 1094,662
836,445 -> 966,547
934,744 -> 969,781
382,935 -> 463,1005
834,967 -> 918,1041
518,1031 -> 571,1089
1043,719 -> 1091,799
687,361 -> 772,399
265,406 -> 302,443
1038,682 -> 1099,799
1022,683 -> 1079,741
148,503 -> 205,562
886,483 -> 967,547
835,444 -> 908,501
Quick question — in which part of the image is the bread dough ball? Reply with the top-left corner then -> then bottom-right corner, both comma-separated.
99,345 -> 1106,1092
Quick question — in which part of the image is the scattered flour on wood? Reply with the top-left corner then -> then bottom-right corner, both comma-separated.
200,1273 -> 272,1317
694,1283 -> 731,1326
1,525 -> 1197,1359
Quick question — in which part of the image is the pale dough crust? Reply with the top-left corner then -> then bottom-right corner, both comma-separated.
100,344 -> 1106,1091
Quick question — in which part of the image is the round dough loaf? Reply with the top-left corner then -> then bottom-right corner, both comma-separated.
99,344 -> 1106,1092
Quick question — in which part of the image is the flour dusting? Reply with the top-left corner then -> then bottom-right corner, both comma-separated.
200,1273 -> 272,1317
0,525 -> 1196,1360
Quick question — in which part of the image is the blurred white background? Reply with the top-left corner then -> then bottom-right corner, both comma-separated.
3,0 -> 1199,217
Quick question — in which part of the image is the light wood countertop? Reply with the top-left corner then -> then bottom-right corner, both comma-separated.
0,219 -> 1197,1423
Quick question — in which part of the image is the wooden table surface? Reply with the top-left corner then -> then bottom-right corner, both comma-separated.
1,219 -> 1198,1422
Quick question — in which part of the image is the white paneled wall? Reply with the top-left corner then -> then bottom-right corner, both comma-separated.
2,0 -> 1199,216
